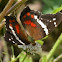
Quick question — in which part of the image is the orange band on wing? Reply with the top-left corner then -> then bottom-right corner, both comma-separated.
9,20 -> 12,23
10,24 -> 12,26
15,24 -> 20,34
24,20 -> 37,27
27,12 -> 30,16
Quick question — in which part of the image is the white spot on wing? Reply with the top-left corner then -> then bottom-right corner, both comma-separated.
12,41 -> 15,43
11,36 -> 13,39
12,41 -> 17,45
53,18 -> 56,21
9,26 -> 25,45
34,15 -> 37,19
50,20 -> 52,22
9,38 -> 11,41
36,17 -> 48,35
54,22 -> 57,27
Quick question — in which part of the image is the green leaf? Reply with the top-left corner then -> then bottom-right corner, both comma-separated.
42,55 -> 47,62
36,40 -> 44,45
36,36 -> 48,45
19,51 -> 32,62
42,36 -> 48,40
52,5 -> 62,14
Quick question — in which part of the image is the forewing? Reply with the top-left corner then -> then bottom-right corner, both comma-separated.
20,6 -> 62,41
4,16 -> 30,45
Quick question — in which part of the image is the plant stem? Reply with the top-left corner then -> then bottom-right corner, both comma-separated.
11,52 -> 27,62
47,33 -> 62,62
5,0 -> 27,15
22,54 -> 27,62
0,0 -> 27,30
2,38 -> 10,62
0,0 -> 27,22
0,21 -> 5,30
0,56 -> 2,62
11,53 -> 22,62
53,54 -> 62,62
0,0 -> 14,22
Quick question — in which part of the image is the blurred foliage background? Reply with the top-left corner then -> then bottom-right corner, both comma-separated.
0,0 -> 62,62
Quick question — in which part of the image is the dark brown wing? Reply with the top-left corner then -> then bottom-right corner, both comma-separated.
20,6 -> 62,41
4,16 -> 30,45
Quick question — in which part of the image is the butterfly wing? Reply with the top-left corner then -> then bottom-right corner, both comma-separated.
4,16 -> 30,45
38,12 -> 62,33
20,6 -> 62,41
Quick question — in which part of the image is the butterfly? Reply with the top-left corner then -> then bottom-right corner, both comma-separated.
4,6 -> 62,45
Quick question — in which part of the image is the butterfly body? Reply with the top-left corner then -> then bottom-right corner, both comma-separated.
4,6 -> 62,45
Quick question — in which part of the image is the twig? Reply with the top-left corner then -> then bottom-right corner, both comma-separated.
0,0 -> 14,22
0,0 -> 2,3
53,54 -> 62,62
47,33 -> 62,61
0,21 -> 5,30
1,38 -> 10,62
0,0 -> 27,30
5,0 -> 27,15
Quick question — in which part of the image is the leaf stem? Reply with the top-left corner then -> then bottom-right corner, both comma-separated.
0,0 -> 14,22
47,33 -> 62,62
11,52 -> 27,62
